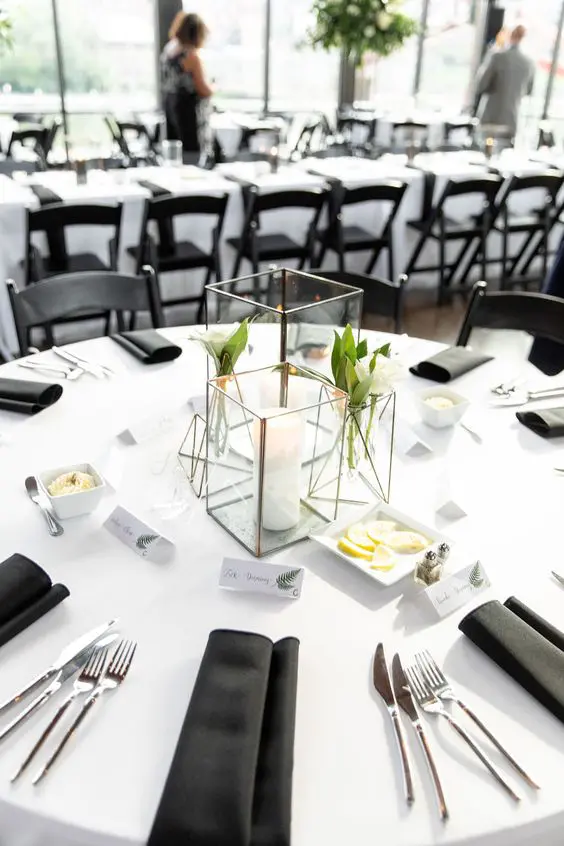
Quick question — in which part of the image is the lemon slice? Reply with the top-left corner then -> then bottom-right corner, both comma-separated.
385,530 -> 429,554
365,519 -> 397,544
346,524 -> 376,551
369,545 -> 396,571
337,537 -> 373,561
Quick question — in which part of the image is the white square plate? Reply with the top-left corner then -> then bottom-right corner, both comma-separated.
310,502 -> 453,586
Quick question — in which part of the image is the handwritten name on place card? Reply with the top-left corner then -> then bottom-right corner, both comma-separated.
219,557 -> 304,600
425,560 -> 491,618
103,505 -> 174,563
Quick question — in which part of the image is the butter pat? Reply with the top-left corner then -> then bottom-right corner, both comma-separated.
424,396 -> 455,410
48,471 -> 96,497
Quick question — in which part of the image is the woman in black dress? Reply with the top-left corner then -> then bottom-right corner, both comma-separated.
160,12 -> 213,160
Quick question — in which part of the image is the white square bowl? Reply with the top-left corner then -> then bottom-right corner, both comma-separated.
415,387 -> 470,429
38,463 -> 106,519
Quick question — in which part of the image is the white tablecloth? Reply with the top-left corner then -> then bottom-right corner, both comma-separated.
0,329 -> 564,845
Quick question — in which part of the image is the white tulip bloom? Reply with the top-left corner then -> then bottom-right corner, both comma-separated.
371,354 -> 405,395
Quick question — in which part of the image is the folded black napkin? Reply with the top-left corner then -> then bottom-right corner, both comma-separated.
0,554 -> 69,649
28,184 -> 63,205
28,184 -> 67,265
516,406 -> 564,438
137,179 -> 170,198
0,377 -> 63,415
459,598 -> 564,723
409,346 -> 493,383
148,629 -> 299,846
111,330 -> 182,365
137,180 -> 174,254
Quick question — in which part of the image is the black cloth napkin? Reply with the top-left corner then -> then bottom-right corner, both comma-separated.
111,330 -> 182,365
28,184 -> 67,266
137,180 -> 174,255
516,406 -> 564,438
459,598 -> 564,723
0,377 -> 63,414
409,346 -> 493,383
0,554 -> 69,649
148,629 -> 299,846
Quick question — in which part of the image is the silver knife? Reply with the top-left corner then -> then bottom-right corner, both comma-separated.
392,654 -> 448,821
372,643 -> 414,805
0,619 -> 118,719
51,346 -> 115,379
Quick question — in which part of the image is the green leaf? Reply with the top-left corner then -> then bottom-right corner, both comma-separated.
276,569 -> 301,591
136,533 -> 159,551
469,562 -> 485,589
335,357 -> 348,393
331,330 -> 342,383
356,338 -> 368,360
345,358 -> 358,395
351,374 -> 373,407
341,324 -> 357,364
221,318 -> 249,374
376,342 -> 392,359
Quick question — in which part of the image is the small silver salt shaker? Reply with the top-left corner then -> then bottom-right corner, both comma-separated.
436,542 -> 451,565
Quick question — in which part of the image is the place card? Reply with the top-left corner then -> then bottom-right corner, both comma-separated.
103,505 -> 174,562
189,394 -> 207,418
219,557 -> 304,599
425,560 -> 491,618
119,407 -> 181,445
435,471 -> 468,521
392,419 -> 433,457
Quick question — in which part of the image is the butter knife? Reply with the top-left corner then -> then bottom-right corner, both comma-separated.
373,643 -> 414,805
0,619 -> 117,718
491,386 -> 564,408
392,654 -> 448,821
52,346 -> 114,378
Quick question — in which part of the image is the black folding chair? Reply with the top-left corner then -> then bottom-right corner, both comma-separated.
25,203 -> 122,283
442,118 -> 478,148
129,193 -> 230,322
6,126 -> 50,168
457,280 -> 564,374
309,268 -> 407,333
391,120 -> 429,153
227,186 -> 328,281
7,267 -> 163,357
490,171 -> 564,289
316,180 -> 408,278
336,111 -> 378,151
404,174 -> 502,305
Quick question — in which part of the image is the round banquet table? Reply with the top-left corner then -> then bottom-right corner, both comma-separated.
1,326 -> 564,846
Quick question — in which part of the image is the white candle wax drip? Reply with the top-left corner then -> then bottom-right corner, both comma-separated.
253,408 -> 303,532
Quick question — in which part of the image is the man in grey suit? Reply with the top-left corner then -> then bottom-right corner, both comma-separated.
475,25 -> 535,140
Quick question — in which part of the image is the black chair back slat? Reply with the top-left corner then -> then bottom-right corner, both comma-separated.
341,181 -> 407,206
28,202 -> 122,232
7,267 -> 163,357
254,188 -> 326,214
457,281 -> 564,362
441,175 -> 502,201
503,171 -> 563,197
310,268 -> 407,332
147,193 -> 228,221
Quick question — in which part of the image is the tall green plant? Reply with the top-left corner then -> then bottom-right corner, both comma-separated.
0,13 -> 13,54
308,0 -> 417,64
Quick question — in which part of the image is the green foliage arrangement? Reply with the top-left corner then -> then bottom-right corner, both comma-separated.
308,0 -> 418,63
0,12 -> 13,54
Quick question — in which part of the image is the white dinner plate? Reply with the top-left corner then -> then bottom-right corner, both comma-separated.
311,501 -> 453,586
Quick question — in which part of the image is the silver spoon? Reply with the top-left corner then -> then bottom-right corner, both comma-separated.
24,477 -> 63,537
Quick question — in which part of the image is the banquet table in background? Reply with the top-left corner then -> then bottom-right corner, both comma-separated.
1,327 -> 564,846
0,151 -> 562,355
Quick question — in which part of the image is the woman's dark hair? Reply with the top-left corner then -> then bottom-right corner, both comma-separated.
169,11 -> 208,48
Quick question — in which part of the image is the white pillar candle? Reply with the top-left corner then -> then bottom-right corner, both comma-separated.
253,408 -> 303,532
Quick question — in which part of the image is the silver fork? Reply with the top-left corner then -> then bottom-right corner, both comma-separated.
405,664 -> 521,802
416,650 -> 539,790
32,640 -> 136,786
11,647 -> 108,783
490,377 -> 524,396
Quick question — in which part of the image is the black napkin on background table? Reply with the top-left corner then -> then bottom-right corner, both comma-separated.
409,346 -> 493,383
137,180 -> 174,254
0,554 -> 69,649
148,629 -> 299,846
0,377 -> 63,414
516,407 -> 564,438
28,184 -> 67,266
459,598 -> 564,723
111,330 -> 182,365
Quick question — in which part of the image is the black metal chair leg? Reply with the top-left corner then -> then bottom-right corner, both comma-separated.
501,208 -> 509,290
438,215 -> 447,306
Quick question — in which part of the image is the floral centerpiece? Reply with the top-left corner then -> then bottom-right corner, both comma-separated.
188,320 -> 250,457
308,0 -> 418,64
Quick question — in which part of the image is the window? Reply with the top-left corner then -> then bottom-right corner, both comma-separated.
56,0 -> 157,148
269,0 -> 340,112
185,0 -> 266,110
0,0 -> 60,112
359,0 -> 423,108
417,0 -> 478,111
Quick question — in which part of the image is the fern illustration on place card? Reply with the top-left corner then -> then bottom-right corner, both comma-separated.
103,505 -> 175,563
219,557 -> 304,599
425,561 -> 491,618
